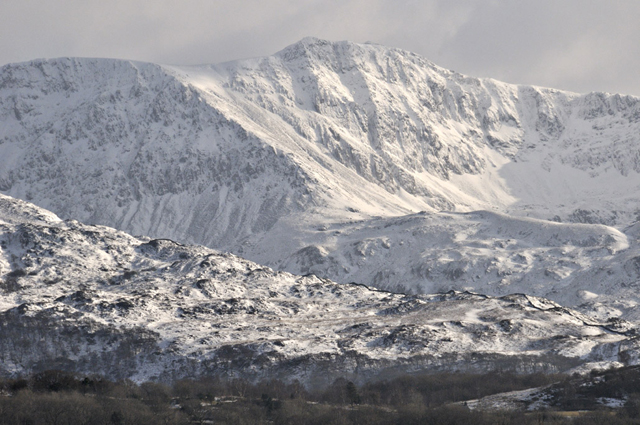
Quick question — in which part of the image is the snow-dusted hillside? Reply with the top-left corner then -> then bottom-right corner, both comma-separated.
1,38 -> 640,309
1,194 -> 638,383
276,211 -> 640,317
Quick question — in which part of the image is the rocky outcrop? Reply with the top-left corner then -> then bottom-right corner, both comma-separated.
0,194 -> 636,382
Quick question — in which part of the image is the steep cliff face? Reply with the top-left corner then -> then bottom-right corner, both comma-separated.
0,194 -> 636,383
204,38 -> 640,217
1,38 -> 640,306
0,57 -> 316,250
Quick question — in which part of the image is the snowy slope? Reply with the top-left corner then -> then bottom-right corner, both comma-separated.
276,211 -> 640,316
1,193 -> 638,384
1,38 -> 640,311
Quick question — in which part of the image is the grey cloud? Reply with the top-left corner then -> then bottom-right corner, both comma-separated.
433,0 -> 640,95
0,0 -> 638,96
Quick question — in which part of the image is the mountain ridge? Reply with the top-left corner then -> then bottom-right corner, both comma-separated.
1,38 -> 640,314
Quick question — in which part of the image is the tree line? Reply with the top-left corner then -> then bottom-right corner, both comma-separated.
1,368 -> 640,424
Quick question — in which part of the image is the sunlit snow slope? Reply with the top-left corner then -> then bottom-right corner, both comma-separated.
1,38 -> 640,311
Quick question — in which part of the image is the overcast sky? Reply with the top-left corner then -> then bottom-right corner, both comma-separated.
1,0 -> 638,96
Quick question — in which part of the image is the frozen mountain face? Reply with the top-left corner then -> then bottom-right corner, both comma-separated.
1,38 -> 640,311
0,57 -> 317,249
0,193 -> 638,384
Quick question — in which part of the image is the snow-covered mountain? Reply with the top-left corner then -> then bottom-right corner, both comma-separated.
1,193 -> 637,383
1,38 -> 640,314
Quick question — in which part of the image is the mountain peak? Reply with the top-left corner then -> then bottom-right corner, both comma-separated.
277,36 -> 408,58
1,39 -> 640,319
275,36 -> 347,62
